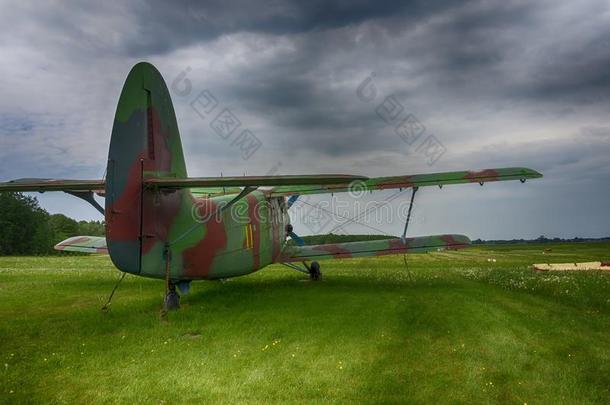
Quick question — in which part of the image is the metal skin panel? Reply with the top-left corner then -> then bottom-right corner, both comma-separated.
104,62 -> 289,281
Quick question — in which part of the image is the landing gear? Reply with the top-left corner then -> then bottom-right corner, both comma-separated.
162,246 -> 180,313
308,261 -> 321,281
164,282 -> 181,311
280,260 -> 322,280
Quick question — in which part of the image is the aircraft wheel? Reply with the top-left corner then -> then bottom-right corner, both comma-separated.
164,285 -> 181,311
309,261 -> 321,281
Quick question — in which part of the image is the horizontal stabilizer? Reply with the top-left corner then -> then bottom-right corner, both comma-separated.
278,234 -> 470,263
54,236 -> 108,254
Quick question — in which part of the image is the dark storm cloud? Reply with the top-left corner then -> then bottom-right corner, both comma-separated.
1,0 -> 609,237
166,0 -> 610,155
231,77 -> 319,110
510,32 -> 610,104
123,0 -> 466,56
423,1 -> 610,106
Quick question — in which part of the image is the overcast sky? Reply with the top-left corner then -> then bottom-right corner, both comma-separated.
1,0 -> 609,239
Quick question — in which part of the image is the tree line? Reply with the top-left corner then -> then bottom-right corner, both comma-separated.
287,233 -> 395,246
0,192 -> 104,255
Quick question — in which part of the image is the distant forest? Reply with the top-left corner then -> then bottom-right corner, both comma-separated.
295,235 -> 610,246
0,192 -> 104,255
472,237 -> 610,244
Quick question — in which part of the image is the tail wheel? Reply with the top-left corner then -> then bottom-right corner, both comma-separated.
309,261 -> 321,281
164,283 -> 181,311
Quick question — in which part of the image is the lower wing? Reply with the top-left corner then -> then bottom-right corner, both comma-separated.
54,236 -> 108,254
277,234 -> 470,263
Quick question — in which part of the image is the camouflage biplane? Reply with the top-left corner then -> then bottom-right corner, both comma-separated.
0,62 -> 542,310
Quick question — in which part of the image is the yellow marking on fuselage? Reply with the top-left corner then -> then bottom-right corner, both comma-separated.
248,224 -> 254,249
244,223 -> 254,249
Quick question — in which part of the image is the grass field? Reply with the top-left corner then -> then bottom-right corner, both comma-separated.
1,242 -> 609,404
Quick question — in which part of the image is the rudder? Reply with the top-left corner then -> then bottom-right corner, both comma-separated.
105,62 -> 188,275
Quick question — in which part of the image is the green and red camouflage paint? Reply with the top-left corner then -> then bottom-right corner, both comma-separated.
267,167 -> 542,197
0,61 -> 542,282
54,232 -> 471,265
101,63 -> 482,282
54,236 -> 108,254
105,62 -> 290,281
279,234 -> 471,262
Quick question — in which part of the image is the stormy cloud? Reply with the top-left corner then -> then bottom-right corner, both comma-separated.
0,0 -> 609,238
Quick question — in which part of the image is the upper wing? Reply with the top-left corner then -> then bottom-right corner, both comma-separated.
267,167 -> 542,197
0,175 -> 364,194
143,174 -> 366,188
0,178 -> 105,192
54,236 -> 108,254
278,234 -> 470,263
190,186 -> 244,198
0,167 -> 541,196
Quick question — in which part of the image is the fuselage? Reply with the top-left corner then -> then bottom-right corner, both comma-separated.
131,189 -> 290,281
188,190 -> 290,279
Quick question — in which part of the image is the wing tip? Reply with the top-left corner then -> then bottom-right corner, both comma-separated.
519,167 -> 543,179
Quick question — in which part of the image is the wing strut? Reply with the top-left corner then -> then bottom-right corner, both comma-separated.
401,187 -> 419,243
65,191 -> 105,215
101,272 -> 127,312
400,186 -> 419,281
